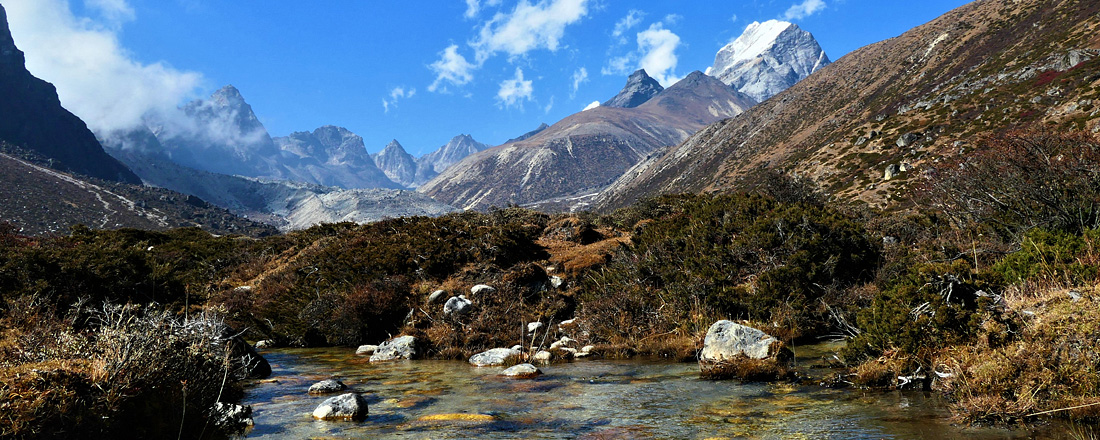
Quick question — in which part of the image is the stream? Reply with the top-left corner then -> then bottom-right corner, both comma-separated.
241,343 -> 1081,439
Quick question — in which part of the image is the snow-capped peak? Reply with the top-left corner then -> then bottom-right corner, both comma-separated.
708,20 -> 830,103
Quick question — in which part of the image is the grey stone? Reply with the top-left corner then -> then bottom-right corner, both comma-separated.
896,132 -> 921,148
699,320 -> 782,363
470,284 -> 496,295
443,295 -> 473,316
884,164 -> 901,180
427,289 -> 446,304
533,350 -> 553,363
210,402 -> 253,430
309,379 -> 347,394
369,335 -> 417,362
527,322 -> 544,334
312,393 -> 368,420
469,348 -> 522,367
253,339 -> 274,349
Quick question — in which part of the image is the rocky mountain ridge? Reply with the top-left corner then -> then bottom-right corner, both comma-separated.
420,71 -> 757,210
602,69 -> 665,108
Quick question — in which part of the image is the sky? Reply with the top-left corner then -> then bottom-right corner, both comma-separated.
3,0 -> 971,156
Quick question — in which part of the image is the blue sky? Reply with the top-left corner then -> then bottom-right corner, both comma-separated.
5,0 -> 970,155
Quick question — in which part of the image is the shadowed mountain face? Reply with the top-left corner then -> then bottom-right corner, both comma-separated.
420,71 -> 756,211
603,69 -> 664,108
597,0 -> 1100,211
0,4 -> 140,185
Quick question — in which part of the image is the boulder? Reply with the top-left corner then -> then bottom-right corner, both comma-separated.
533,350 -> 553,363
896,132 -> 921,148
312,393 -> 368,421
308,379 -> 347,394
884,164 -> 901,180
510,344 -> 524,351
469,347 -> 522,367
253,339 -> 274,349
550,276 -> 564,288
369,335 -> 417,362
471,284 -> 496,295
443,295 -> 473,316
355,344 -> 378,355
427,289 -> 446,304
698,320 -> 792,380
527,322 -> 544,334
501,363 -> 542,379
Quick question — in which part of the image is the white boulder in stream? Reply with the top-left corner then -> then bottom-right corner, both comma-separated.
312,393 -> 368,420
369,335 -> 417,362
502,363 -> 541,379
699,320 -> 792,380
308,379 -> 347,394
469,347 -> 522,367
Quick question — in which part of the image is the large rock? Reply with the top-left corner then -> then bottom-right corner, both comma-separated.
369,335 -> 417,362
355,344 -> 377,355
308,379 -> 347,394
501,363 -> 542,379
443,295 -> 473,316
469,348 -> 522,367
427,289 -> 446,304
210,402 -> 253,432
312,393 -> 368,421
698,320 -> 792,380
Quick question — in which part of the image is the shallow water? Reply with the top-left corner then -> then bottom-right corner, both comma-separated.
241,344 -> 1079,439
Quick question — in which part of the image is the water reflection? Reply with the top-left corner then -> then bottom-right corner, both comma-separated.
241,346 -> 1074,439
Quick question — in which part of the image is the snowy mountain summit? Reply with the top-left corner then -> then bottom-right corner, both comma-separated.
707,20 -> 830,102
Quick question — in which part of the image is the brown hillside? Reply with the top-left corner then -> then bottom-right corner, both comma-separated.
596,0 -> 1100,211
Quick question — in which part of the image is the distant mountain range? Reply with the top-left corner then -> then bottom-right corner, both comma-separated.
596,0 -> 1100,210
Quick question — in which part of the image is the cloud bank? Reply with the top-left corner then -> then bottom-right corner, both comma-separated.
4,0 -> 203,134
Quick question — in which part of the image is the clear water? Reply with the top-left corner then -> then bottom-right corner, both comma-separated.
241,344 -> 1080,439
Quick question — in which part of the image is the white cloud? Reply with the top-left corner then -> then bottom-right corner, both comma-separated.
4,0 -> 203,133
571,67 -> 588,97
781,0 -> 826,20
463,0 -> 502,19
497,67 -> 533,109
583,101 -> 600,111
635,23 -> 682,87
730,14 -> 738,23
612,9 -> 644,39
383,86 -> 416,113
84,0 -> 135,25
543,96 -> 555,114
429,44 -> 477,92
471,0 -> 589,63
663,14 -> 683,26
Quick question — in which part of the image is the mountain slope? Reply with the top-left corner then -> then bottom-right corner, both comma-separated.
598,0 -> 1100,211
421,71 -> 756,210
708,20 -> 830,102
0,146 -> 275,236
419,134 -> 492,175
0,4 -> 139,185
372,140 -> 419,187
273,126 -> 400,189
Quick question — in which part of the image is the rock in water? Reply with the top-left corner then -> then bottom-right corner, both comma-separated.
502,363 -> 542,379
355,344 -> 378,355
369,335 -> 417,362
469,348 -> 522,367
698,320 -> 792,380
210,402 -> 253,432
308,379 -> 347,394
312,393 -> 368,420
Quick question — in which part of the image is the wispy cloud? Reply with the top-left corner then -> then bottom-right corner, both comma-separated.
611,9 -> 644,42
471,0 -> 589,63
543,96 -> 555,114
603,20 -> 683,87
383,86 -> 416,113
570,67 -> 588,97
4,0 -> 203,133
781,0 -> 826,20
463,0 -> 502,19
428,44 -> 477,92
497,68 -> 534,109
